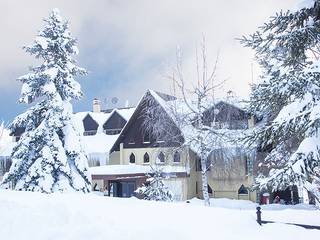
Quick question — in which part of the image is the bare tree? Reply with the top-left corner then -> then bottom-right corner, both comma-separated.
143,38 -> 227,206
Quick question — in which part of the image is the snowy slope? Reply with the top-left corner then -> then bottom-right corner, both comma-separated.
0,190 -> 319,240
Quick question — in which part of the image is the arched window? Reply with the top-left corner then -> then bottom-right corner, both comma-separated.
129,153 -> 135,164
173,151 -> 180,163
238,184 -> 248,194
157,152 -> 165,163
144,152 -> 150,163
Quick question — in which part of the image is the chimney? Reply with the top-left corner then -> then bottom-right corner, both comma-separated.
93,98 -> 101,113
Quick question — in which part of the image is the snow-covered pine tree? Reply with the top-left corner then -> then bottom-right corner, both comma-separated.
240,0 -> 320,204
1,9 -> 91,193
136,166 -> 173,202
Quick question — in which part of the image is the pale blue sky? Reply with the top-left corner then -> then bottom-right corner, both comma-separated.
0,0 -> 298,122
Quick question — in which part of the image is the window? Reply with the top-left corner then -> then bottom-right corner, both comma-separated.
173,151 -> 180,163
143,131 -> 150,143
128,137 -> 135,145
83,130 -> 97,136
196,182 -> 198,194
238,184 -> 248,194
196,157 -> 201,171
105,129 -> 122,135
129,153 -> 135,164
143,152 -> 150,163
245,156 -> 253,176
157,152 -> 165,163
196,158 -> 211,171
87,154 -> 101,167
208,184 -> 213,194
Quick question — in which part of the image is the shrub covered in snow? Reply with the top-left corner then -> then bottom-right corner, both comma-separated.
136,166 -> 173,202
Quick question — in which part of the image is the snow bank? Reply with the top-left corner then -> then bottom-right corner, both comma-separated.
189,197 -> 319,226
189,197 -> 258,209
0,190 -> 319,240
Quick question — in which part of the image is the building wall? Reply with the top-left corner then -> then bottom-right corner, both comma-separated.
109,146 -> 198,201
92,179 -> 104,191
192,149 -> 257,202
109,145 -> 258,202
120,146 -> 188,167
109,151 -> 120,165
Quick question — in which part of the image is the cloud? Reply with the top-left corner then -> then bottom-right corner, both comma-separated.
0,0 -> 298,119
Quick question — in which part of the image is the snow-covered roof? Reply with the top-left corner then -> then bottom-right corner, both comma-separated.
215,97 -> 248,111
109,90 -> 251,155
73,107 -> 135,134
72,107 -> 135,156
0,108 -> 135,159
113,108 -> 136,122
90,164 -> 188,176
81,133 -> 120,155
149,90 -> 252,153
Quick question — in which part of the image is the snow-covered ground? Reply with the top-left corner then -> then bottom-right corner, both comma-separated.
0,190 -> 319,240
189,197 -> 320,225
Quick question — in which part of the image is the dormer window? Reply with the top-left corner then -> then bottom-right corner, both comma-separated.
128,137 -> 135,145
173,151 -> 180,163
103,111 -> 127,135
143,152 -> 150,164
83,130 -> 97,136
105,129 -> 122,135
83,114 -> 98,136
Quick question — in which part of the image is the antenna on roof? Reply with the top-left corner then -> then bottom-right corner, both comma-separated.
111,97 -> 119,105
125,99 -> 129,108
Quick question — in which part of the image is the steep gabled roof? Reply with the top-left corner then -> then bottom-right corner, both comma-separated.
109,91 -> 152,153
109,90 -> 178,153
110,90 -> 253,155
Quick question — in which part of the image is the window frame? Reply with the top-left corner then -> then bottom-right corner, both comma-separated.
129,153 -> 136,164
143,152 -> 150,164
157,152 -> 165,164
173,151 -> 181,163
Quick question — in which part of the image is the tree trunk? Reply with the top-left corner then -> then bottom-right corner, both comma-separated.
201,156 -> 210,206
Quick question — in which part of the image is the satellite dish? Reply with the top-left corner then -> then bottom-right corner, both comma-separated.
111,97 -> 119,105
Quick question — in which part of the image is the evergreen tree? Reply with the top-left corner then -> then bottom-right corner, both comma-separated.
136,166 -> 173,202
240,0 -> 320,204
1,9 -> 91,193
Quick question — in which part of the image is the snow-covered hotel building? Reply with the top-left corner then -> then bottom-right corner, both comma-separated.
1,90 -> 264,202
90,90 -> 258,202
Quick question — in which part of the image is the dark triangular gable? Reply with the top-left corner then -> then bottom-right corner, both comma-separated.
110,91 -> 183,153
83,114 -> 99,132
203,101 -> 250,127
103,111 -> 127,134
